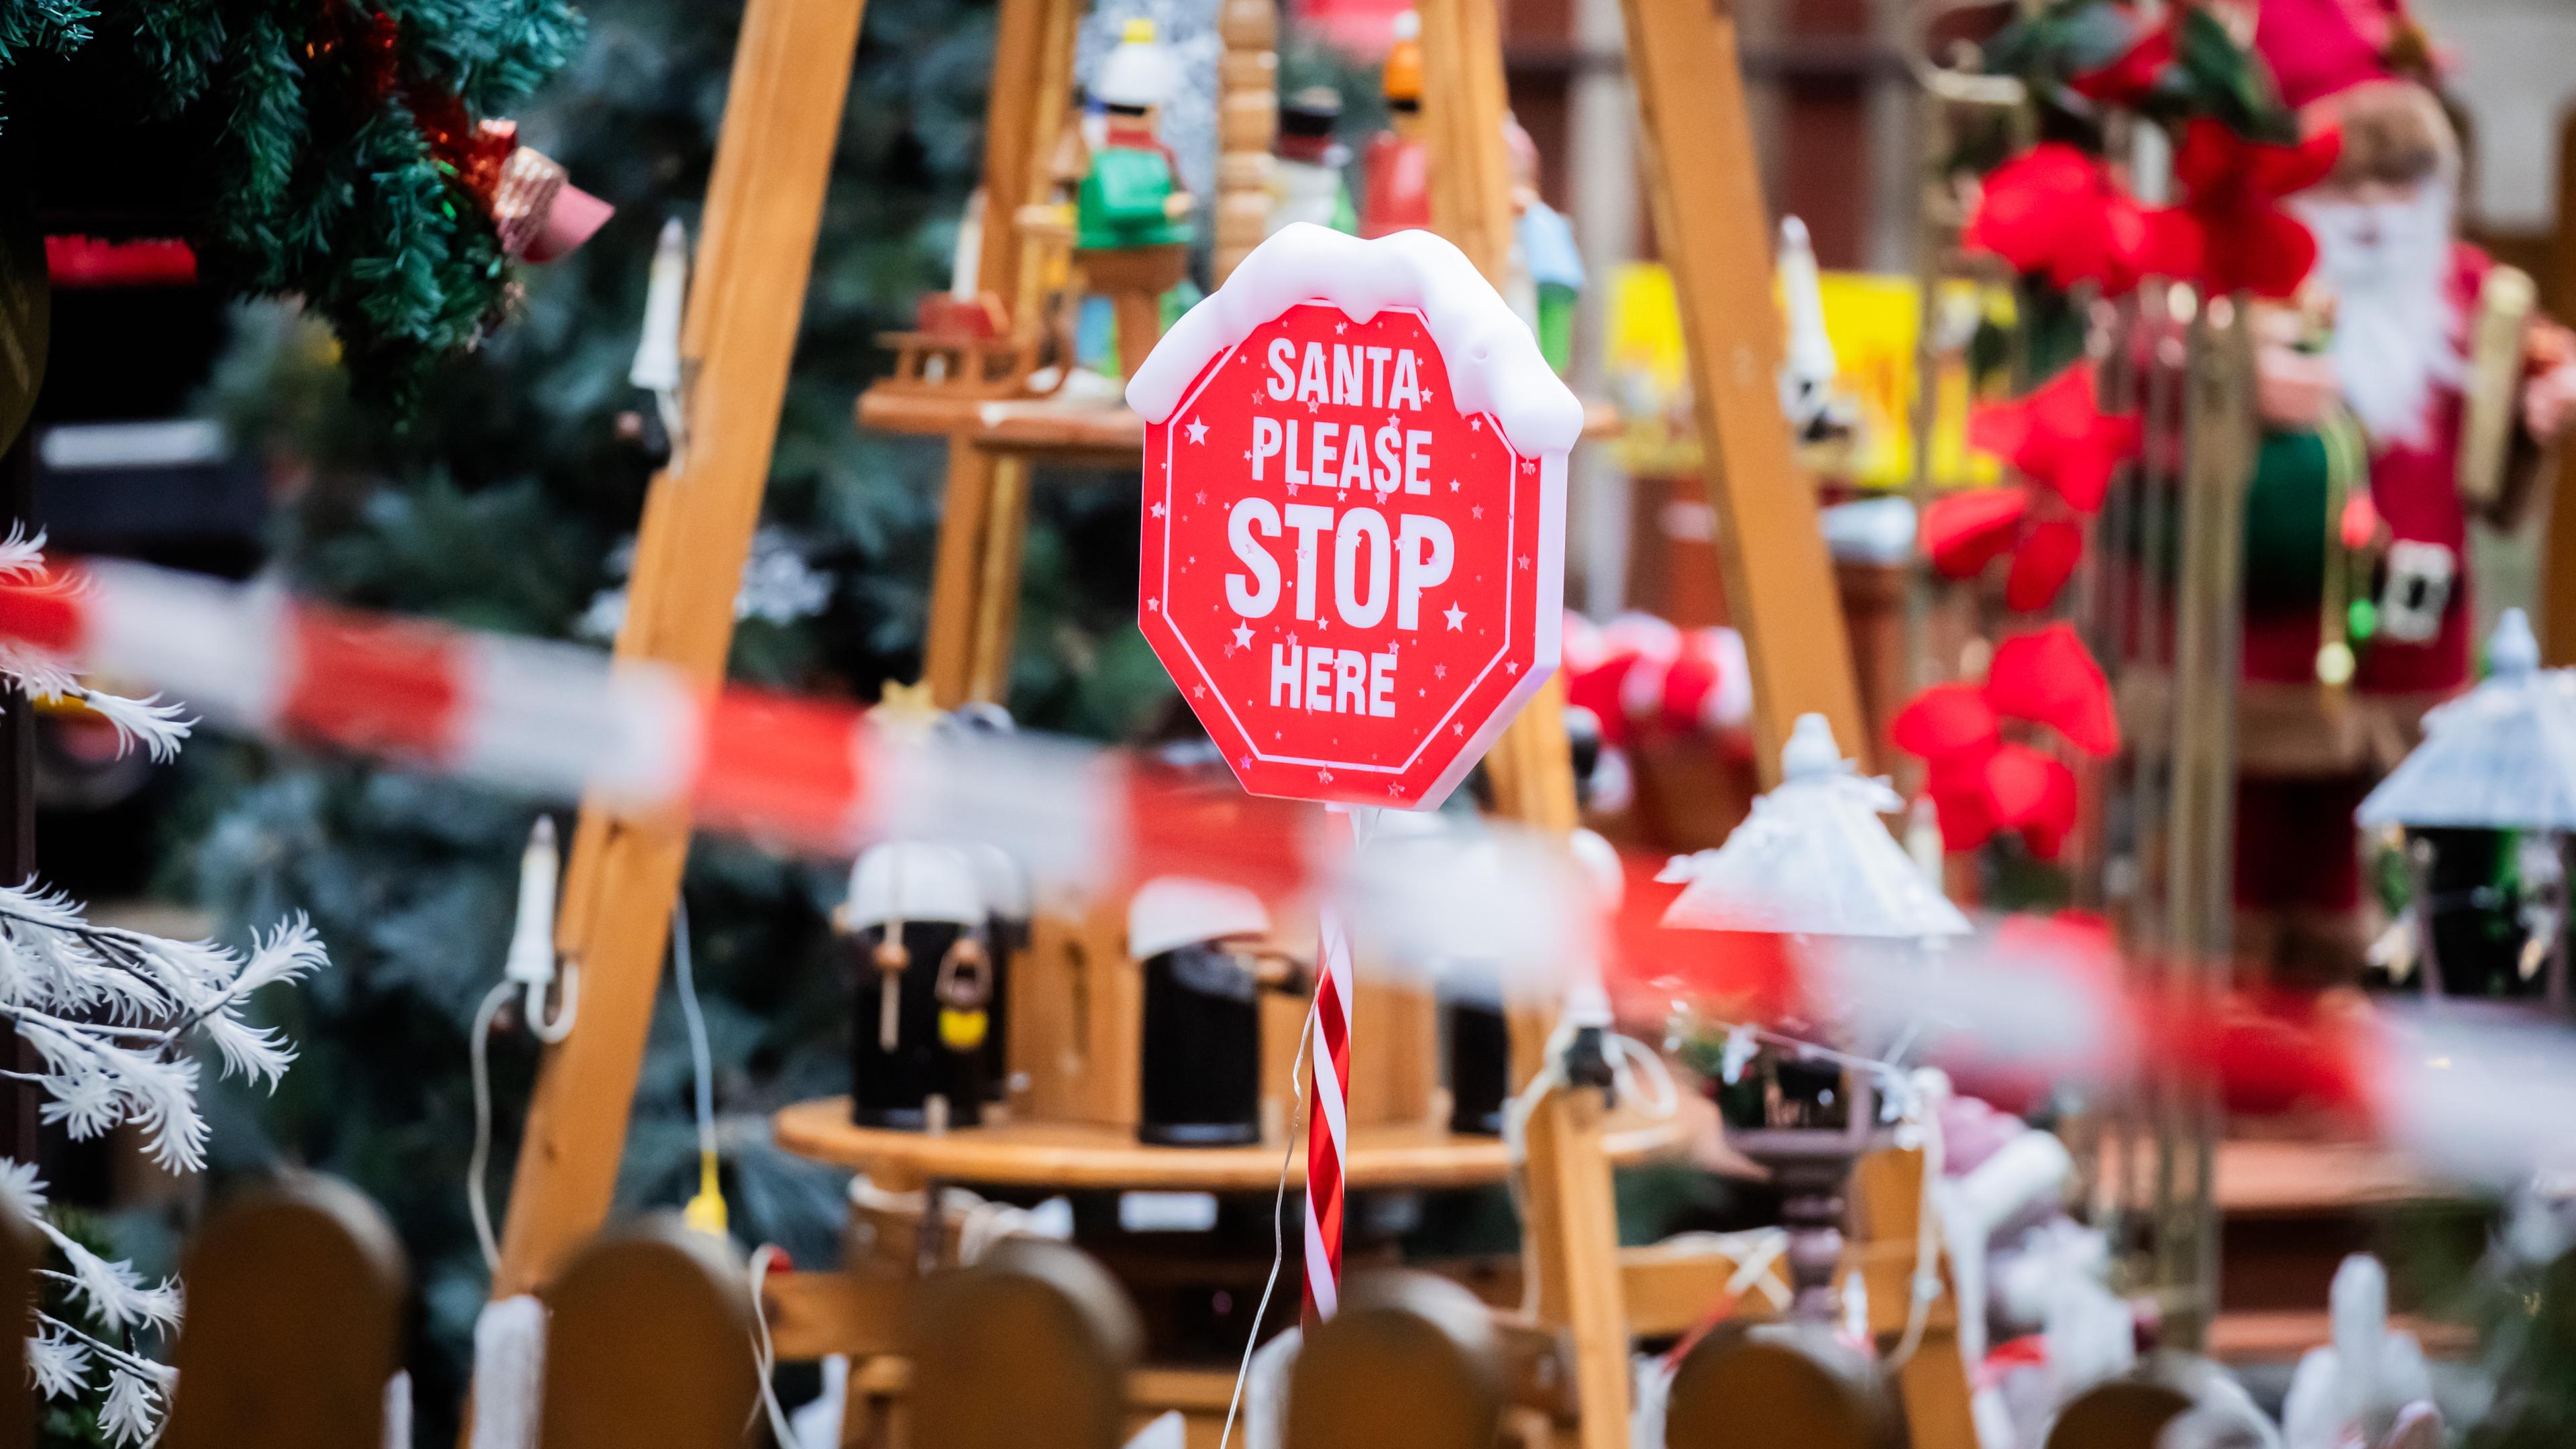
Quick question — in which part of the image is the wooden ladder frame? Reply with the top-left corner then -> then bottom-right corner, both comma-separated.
492,0 -> 1924,1442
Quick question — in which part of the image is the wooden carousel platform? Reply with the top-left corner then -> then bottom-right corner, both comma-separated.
857,385 -> 1625,462
773,1096 -> 1691,1191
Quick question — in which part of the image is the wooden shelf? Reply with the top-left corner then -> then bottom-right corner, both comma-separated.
857,388 -> 1146,462
2207,1309 -> 2475,1364
773,1097 -> 1689,1192
855,384 -> 1624,464
2212,1137 -> 2444,1216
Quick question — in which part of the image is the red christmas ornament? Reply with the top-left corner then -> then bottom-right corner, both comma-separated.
2141,119 -> 2341,301
1969,363 -> 2139,515
1985,623 -> 2120,759
1962,143 -> 2151,297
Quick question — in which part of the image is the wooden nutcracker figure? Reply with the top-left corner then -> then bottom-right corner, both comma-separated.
2233,0 -> 2576,980
1075,18 -> 1198,379
1129,877 -> 1287,1146
838,842 -> 994,1130
1358,9 -> 1430,239
1270,86 -> 1356,237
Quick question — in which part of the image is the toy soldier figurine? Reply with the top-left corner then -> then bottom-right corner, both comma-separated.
1269,86 -> 1356,237
2234,0 -> 2576,980
839,842 -> 993,1130
1075,17 -> 1197,378
1129,877 -> 1287,1146
1358,9 -> 1430,239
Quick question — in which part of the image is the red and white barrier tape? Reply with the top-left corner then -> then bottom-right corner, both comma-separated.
9,561 -> 2576,1192
0,559 -> 1345,894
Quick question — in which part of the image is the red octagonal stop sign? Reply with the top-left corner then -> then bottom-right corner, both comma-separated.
1130,227 -> 1578,809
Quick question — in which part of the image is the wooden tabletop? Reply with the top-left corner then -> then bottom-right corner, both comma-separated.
856,386 -> 1623,462
2105,1134 -> 2447,1216
773,1097 -> 1690,1191
2212,1136 -> 2445,1214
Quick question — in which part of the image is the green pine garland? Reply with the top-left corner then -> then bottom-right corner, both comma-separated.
2,0 -> 585,407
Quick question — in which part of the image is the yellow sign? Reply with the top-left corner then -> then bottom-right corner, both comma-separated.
1603,262 -> 2002,490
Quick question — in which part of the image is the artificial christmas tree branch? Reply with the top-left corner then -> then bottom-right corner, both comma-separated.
3,0 -> 588,407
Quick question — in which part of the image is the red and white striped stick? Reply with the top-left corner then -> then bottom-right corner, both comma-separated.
1303,806 -> 1368,1322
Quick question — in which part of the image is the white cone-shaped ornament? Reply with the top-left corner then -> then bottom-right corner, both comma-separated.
1659,713 -> 1972,939
2358,609 -> 2576,832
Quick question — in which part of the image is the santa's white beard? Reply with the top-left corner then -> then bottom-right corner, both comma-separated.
2293,181 -> 2465,449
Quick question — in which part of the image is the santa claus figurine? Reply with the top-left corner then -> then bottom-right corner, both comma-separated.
2235,0 -> 2576,979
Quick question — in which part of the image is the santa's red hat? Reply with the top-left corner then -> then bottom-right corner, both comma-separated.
2253,0 -> 2400,110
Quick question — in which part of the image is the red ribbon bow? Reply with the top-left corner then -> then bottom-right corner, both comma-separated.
2143,119 -> 2342,301
1963,144 -> 2151,297
1892,625 -> 2119,858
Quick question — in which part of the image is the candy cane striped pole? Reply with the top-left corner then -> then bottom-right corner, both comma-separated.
1303,804 -> 1372,1324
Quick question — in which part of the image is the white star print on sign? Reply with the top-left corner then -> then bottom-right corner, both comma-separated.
1443,602 -> 1466,631
1470,504 -> 1483,519
1147,597 -> 1159,611
1185,418 -> 1209,444
1448,479 -> 1460,492
1519,555 -> 1529,570
1231,622 -> 1253,649
1150,502 -> 1165,518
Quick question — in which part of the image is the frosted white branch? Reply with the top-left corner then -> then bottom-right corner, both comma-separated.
0,576 -> 319,1443
0,529 -> 197,761
100,1363 -> 162,1445
0,887 -> 323,1170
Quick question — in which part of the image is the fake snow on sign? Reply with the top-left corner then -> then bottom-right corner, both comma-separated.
1130,225 -> 1580,808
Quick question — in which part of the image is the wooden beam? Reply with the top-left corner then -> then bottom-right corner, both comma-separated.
1619,0 -> 1868,782
492,0 -> 868,1300
1849,1149 -> 1978,1449
968,455 -> 1033,703
923,437 -> 1000,706
1419,0 -> 1517,283
763,1270 -> 914,1362
1618,1240 -> 1789,1338
974,0 -> 1079,302
1517,1087 -> 1633,1449
2543,105 -> 2576,665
